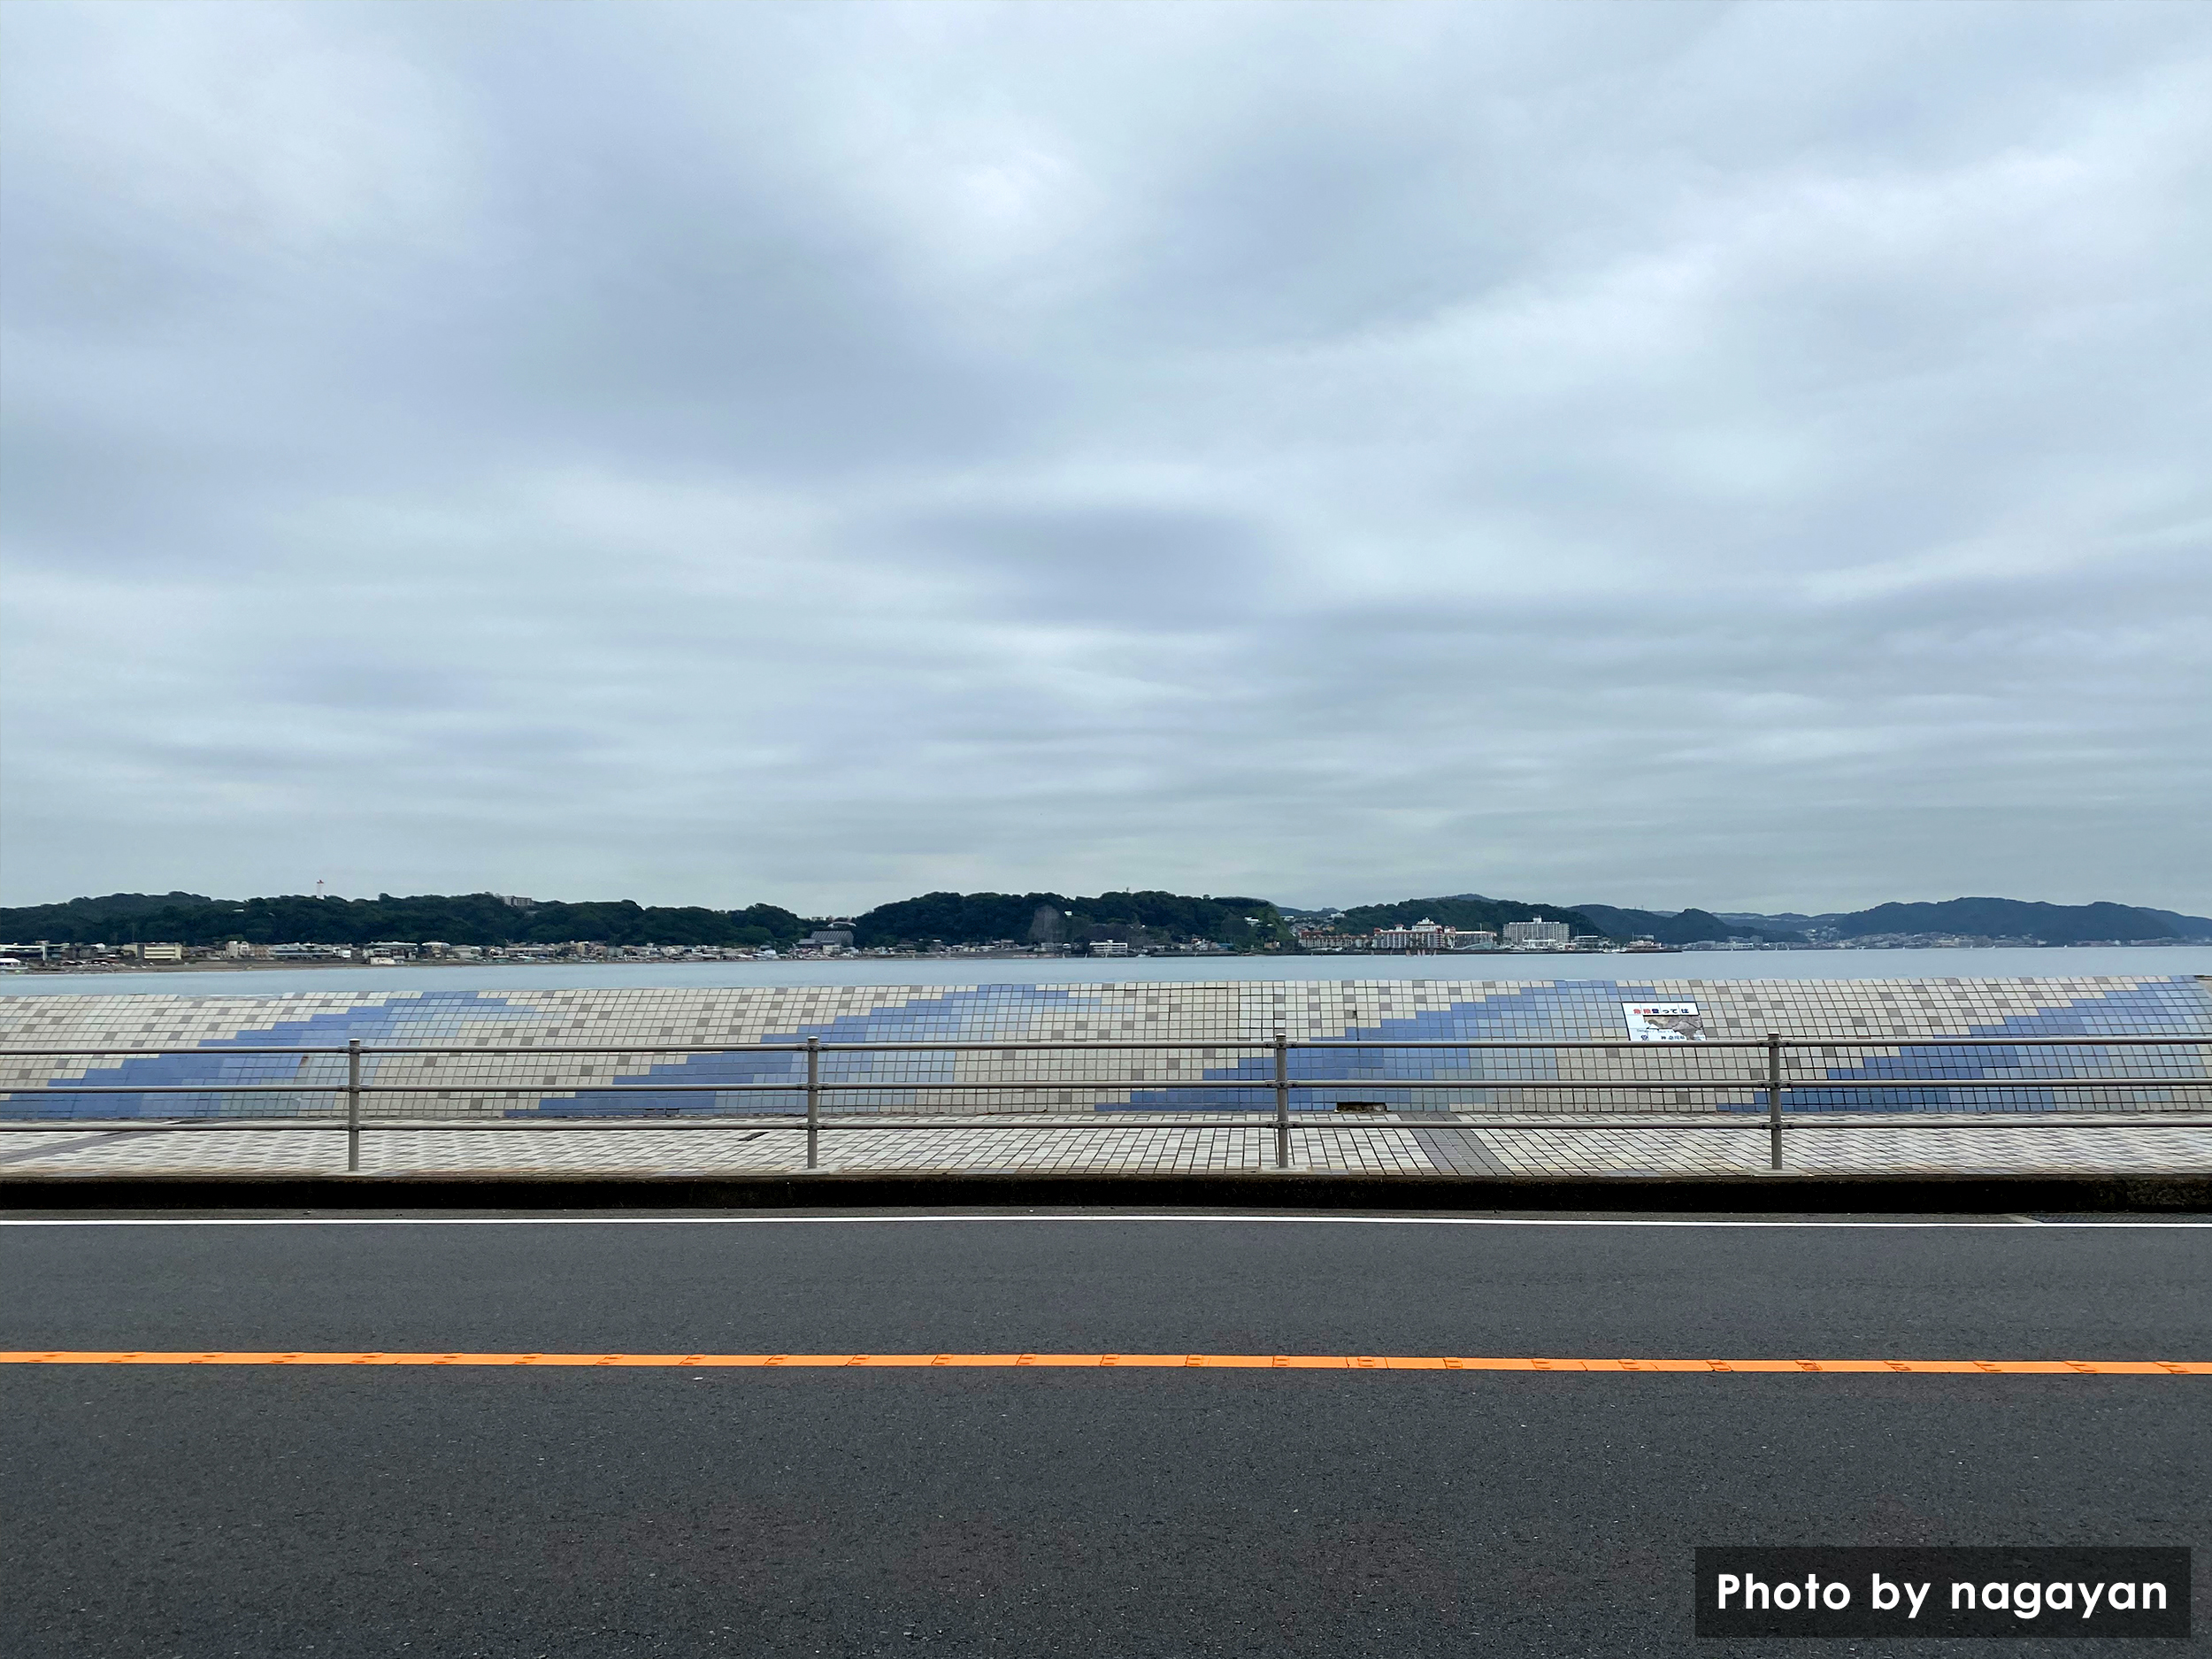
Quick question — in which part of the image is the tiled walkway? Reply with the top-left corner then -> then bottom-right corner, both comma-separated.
1,1113 -> 2206,1179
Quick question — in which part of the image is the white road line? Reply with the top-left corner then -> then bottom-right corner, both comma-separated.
0,1213 -> 2205,1230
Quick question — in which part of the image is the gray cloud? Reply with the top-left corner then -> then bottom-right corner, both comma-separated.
3,0 -> 2208,915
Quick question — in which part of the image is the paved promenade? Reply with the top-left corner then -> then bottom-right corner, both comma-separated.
3,1111 -> 2206,1180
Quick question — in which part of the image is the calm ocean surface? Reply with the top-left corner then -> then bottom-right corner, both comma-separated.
1,946 -> 2206,998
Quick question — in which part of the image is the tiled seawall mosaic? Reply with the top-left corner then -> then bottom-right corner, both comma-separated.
2,976 -> 2207,1120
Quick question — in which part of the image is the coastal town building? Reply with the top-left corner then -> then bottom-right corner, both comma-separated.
1371,919 -> 1450,951
1292,919 -> 1502,954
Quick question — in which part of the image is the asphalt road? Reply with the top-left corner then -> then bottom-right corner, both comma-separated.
3,1210 -> 2207,1657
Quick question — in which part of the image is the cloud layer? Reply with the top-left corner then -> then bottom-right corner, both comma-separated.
4,1 -> 2208,912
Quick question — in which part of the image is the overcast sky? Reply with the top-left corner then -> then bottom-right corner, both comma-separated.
3,2 -> 2207,917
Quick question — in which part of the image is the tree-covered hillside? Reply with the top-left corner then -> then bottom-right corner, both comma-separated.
1825,898 -> 2182,942
0,892 -> 808,949
1713,897 -> 2205,942
0,887 -> 1292,952
1571,904 -> 1802,945
8,887 -> 2198,953
3,892 -> 220,926
851,890 -> 1289,949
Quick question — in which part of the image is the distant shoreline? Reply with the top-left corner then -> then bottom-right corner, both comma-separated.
10,936 -> 2210,979
9,952 -> 1256,975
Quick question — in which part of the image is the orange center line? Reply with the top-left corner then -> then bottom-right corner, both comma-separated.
0,1351 -> 2203,1374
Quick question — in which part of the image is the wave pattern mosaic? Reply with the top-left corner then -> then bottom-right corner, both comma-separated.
2,977 -> 2206,1120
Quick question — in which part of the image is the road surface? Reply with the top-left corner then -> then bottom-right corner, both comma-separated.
3,1209 -> 2206,1655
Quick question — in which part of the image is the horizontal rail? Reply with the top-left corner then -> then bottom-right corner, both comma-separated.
3,1028 -> 2204,1176
1286,1036 -> 2208,1049
3,1117 -> 2207,1134
0,1035 -> 2203,1058
1758,1078 -> 2212,1089
12,1077 -> 2209,1094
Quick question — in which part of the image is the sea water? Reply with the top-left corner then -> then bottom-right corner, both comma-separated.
1,944 -> 2206,998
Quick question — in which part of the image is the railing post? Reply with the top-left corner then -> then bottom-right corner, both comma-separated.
346,1038 -> 362,1173
1273,1031 -> 1289,1170
1766,1032 -> 1783,1170
805,1036 -> 820,1171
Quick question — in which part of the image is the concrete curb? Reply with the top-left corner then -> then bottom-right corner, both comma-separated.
2,1171 -> 2207,1213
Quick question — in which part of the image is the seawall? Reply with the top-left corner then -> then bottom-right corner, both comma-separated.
4,975 -> 2207,1120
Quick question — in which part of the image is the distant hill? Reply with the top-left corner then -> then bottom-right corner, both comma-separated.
1317,893 -> 2207,946
1571,904 -> 1801,945
1713,897 -> 2210,944
1713,910 -> 1821,933
7,887 -> 2204,953
2,891 -> 219,926
0,892 -> 809,949
0,887 -> 1290,953
2142,908 -> 2212,941
851,890 -> 1287,949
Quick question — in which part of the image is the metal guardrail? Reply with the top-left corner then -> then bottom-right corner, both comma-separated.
1,1033 -> 2207,1173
